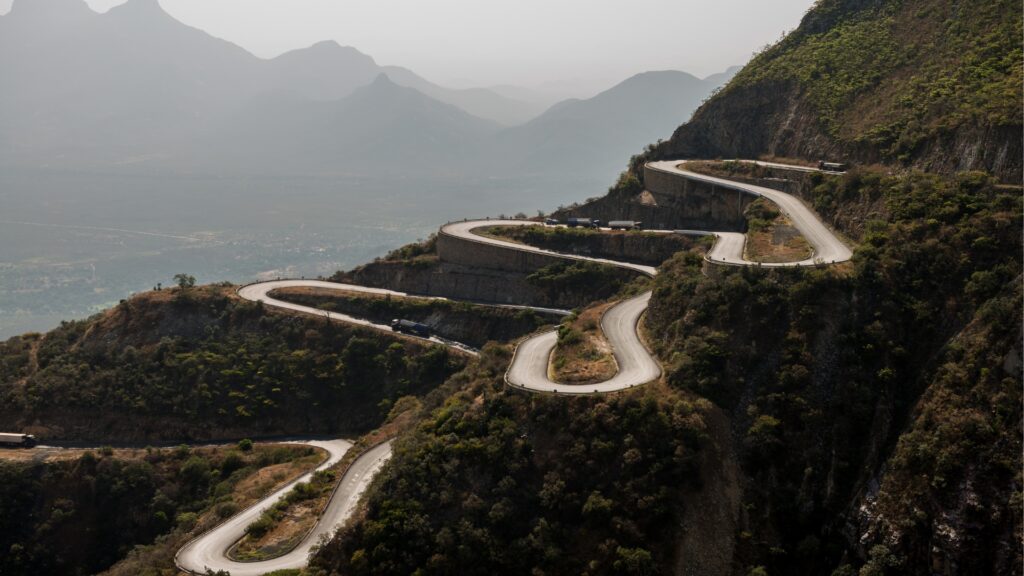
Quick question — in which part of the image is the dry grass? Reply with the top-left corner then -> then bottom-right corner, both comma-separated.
550,303 -> 618,385
271,286 -> 407,302
744,218 -> 813,263
756,155 -> 821,167
230,494 -> 323,561
232,455 -> 323,502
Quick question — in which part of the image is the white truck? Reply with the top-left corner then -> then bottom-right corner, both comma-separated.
0,433 -> 37,448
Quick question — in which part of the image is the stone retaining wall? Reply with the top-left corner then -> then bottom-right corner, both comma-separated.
339,260 -> 594,309
555,166 -> 757,231
641,165 -> 755,230
435,231 -> 567,274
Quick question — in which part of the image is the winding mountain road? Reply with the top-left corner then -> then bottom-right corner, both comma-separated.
647,161 -> 853,266
176,440 -> 391,576
177,160 -> 851,574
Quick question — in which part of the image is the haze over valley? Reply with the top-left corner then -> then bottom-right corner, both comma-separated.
0,0 -> 739,337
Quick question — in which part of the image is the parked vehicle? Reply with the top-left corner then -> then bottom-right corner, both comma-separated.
608,220 -> 643,230
0,433 -> 37,448
391,319 -> 432,338
818,161 -> 848,172
566,218 -> 599,228
544,218 -> 560,225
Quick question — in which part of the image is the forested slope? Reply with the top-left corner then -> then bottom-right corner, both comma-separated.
650,0 -> 1022,181
0,443 -> 318,576
643,170 -> 1021,574
0,286 -> 463,441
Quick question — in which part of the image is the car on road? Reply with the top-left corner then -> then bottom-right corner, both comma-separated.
0,433 -> 37,448
608,220 -> 643,230
391,319 -> 431,337
567,217 -> 600,228
544,218 -> 560,226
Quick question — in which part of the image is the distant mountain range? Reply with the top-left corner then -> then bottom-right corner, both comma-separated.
0,0 -> 738,180
486,68 -> 740,178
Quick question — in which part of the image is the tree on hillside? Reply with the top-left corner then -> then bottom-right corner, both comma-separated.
174,273 -> 196,290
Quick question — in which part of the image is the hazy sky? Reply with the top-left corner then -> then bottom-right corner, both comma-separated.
3,0 -> 816,88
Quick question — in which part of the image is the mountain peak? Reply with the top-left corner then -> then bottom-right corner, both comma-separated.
308,40 -> 348,52
303,40 -> 377,64
370,73 -> 397,87
105,0 -> 172,21
345,73 -> 411,103
9,0 -> 94,20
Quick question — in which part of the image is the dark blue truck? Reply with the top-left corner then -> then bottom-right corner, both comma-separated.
566,217 -> 600,228
391,319 -> 432,338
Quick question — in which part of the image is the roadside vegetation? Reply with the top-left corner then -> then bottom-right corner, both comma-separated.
526,260 -> 640,304
372,234 -> 439,266
232,468 -> 337,561
0,442 -> 319,576
686,159 -> 804,180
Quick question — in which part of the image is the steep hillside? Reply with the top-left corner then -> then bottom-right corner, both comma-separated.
311,364 -> 717,576
650,0 -> 1022,181
642,169 -> 1021,574
0,285 -> 464,441
0,443 -> 319,576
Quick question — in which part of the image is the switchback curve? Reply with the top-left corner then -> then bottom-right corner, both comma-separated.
176,440 -> 392,576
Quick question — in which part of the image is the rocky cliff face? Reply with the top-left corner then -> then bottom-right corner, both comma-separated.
337,259 -> 602,310
650,0 -> 1022,182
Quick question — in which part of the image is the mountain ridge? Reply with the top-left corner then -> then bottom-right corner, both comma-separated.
647,0 -> 1022,181
487,69 -> 730,180
0,0 -> 736,178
